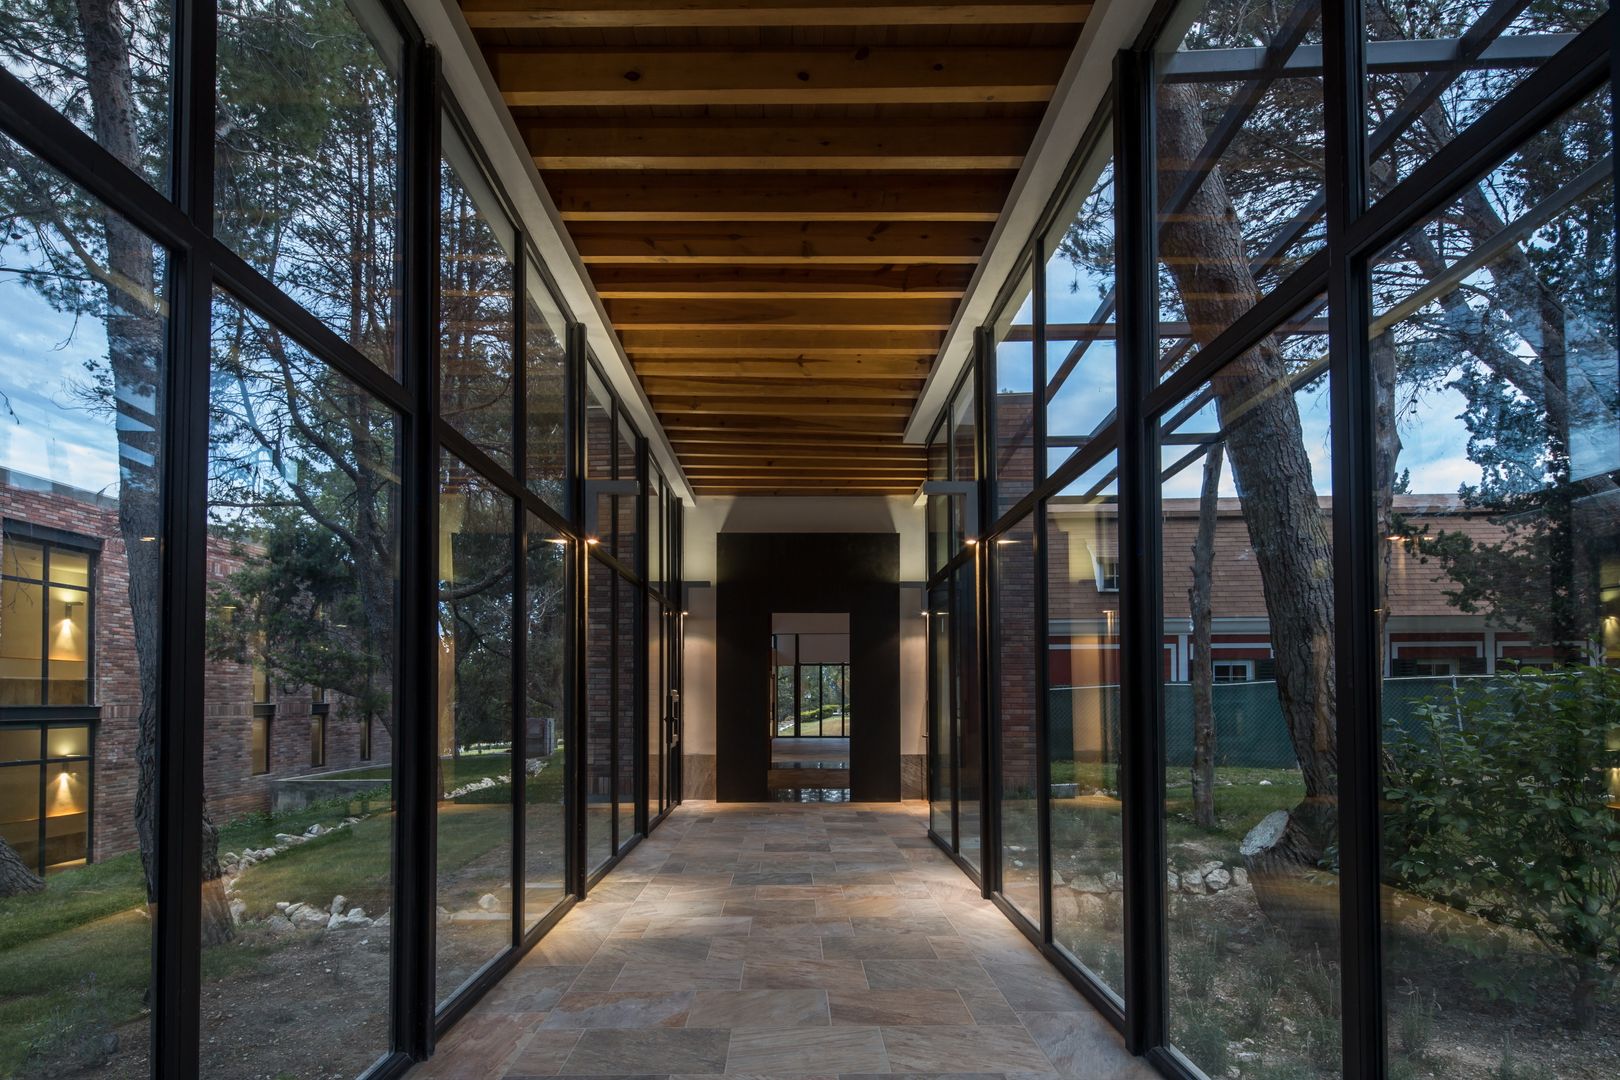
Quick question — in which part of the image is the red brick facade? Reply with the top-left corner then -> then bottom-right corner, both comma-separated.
2,473 -> 390,864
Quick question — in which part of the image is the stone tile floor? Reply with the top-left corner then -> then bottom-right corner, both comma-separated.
412,802 -> 1153,1079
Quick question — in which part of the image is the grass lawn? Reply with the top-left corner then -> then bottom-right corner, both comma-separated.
331,752 -> 512,789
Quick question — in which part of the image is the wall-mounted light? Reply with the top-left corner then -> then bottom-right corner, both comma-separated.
586,536 -> 600,546
139,536 -> 157,543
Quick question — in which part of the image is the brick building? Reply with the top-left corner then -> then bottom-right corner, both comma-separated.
0,468 -> 389,875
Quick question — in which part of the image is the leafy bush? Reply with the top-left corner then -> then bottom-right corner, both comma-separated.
1383,663 -> 1620,1029
1174,1012 -> 1230,1074
1179,941 -> 1220,1000
1392,992 -> 1436,1057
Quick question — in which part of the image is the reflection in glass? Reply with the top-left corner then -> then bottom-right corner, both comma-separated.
1047,453 -> 1123,994
216,0 -> 401,372
1373,91 -> 1618,1074
436,455 -> 514,1004
615,562 -> 638,849
992,269 -> 1036,520
927,583 -> 954,842
208,294 -> 398,1074
526,263 -> 568,511
585,554 -> 615,871
1154,0 -> 1325,382
994,514 -> 1040,922
0,137 -> 166,1074
1159,305 -> 1339,1077
441,126 -> 516,467
526,516 -> 567,929
953,556 -> 982,872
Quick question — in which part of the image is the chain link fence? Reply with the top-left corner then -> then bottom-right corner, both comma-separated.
1048,675 -> 1487,770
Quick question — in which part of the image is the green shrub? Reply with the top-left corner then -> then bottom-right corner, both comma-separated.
1233,979 -> 1275,1036
1253,937 -> 1292,997
1174,1013 -> 1230,1074
1179,942 -> 1220,1000
1297,947 -> 1340,1017
1392,992 -> 1436,1058
1383,663 -> 1620,1030
1298,1011 -> 1339,1071
1494,1040 -> 1554,1080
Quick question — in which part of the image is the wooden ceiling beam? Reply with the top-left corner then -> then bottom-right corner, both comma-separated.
653,398 -> 915,419
671,435 -> 916,452
550,173 -> 1011,222
591,266 -> 975,300
632,357 -> 934,378
464,0 -> 1089,30
572,221 -> 987,265
692,481 -> 917,493
661,414 -> 907,434
643,376 -> 922,399
490,46 -> 1069,107
606,297 -> 957,331
621,329 -> 943,354
525,119 -> 1031,170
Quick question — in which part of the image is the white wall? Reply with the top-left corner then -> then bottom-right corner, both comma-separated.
681,496 -> 928,791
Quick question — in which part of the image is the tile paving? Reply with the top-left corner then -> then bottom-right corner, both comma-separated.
412,802 -> 1152,1079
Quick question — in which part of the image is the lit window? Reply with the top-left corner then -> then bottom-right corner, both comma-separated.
310,711 -> 326,768
1094,556 -> 1120,592
251,715 -> 271,776
1,534 -> 95,706
0,723 -> 93,873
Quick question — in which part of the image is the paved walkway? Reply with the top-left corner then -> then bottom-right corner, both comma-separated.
414,802 -> 1151,1079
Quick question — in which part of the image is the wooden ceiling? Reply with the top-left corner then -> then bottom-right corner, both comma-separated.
461,0 -> 1090,495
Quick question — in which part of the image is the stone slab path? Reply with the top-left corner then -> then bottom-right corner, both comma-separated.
412,802 -> 1153,1079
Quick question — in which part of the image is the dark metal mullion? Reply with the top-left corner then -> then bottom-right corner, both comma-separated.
1114,45 -> 1167,1059
1033,493 -> 1054,945
566,322 -> 588,898
1324,3 -> 1385,1078
634,435 -> 649,838
973,328 -> 994,896
151,0 -> 215,1069
393,35 -> 440,1062
511,245 -> 529,950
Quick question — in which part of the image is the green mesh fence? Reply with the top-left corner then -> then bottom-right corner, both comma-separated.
1047,676 -> 1486,769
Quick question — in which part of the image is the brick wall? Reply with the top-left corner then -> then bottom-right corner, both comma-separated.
3,478 -> 389,864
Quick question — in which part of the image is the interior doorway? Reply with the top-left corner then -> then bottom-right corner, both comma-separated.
767,613 -> 850,800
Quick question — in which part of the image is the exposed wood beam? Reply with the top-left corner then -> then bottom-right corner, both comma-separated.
671,435 -> 914,452
692,481 -> 917,492
677,453 -> 926,467
489,46 -> 1069,106
661,414 -> 907,434
549,172 -> 1011,221
684,463 -> 926,476
653,398 -> 915,419
643,376 -> 922,399
591,266 -> 975,300
525,119 -> 1032,170
606,298 -> 957,330
622,330 -> 943,354
572,221 -> 988,264
463,0 -> 1089,30
633,357 -> 935,378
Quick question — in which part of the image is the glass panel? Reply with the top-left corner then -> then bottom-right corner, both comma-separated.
0,579 -> 43,705
45,726 -> 88,759
43,760 -> 89,868
215,0 -> 401,372
952,380 -> 978,546
927,427 -> 951,578
440,126 -> 516,468
1366,3 -> 1603,200
207,293 -> 397,1075
927,583 -> 954,842
648,602 -> 664,822
1043,138 -> 1117,473
992,266 -> 1036,521
4,539 -> 45,581
0,763 -> 42,869
994,512 -> 1039,922
436,455 -> 513,1004
615,568 -> 637,848
0,727 -> 39,762
309,715 -> 324,766
585,554 -> 615,871
525,516 -> 567,929
1154,0 -> 1325,383
587,368 -> 614,546
648,473 -> 665,597
0,0 -> 170,190
953,556 -> 981,872
47,550 -> 89,588
617,418 -> 640,572
1373,90 -> 1617,1076
1158,302 -> 1339,1077
1048,451 -> 1124,994
46,584 -> 89,704
525,262 -> 568,511
0,140 -> 166,1073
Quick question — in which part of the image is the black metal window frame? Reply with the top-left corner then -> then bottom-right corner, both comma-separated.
0,719 -> 97,875
924,4 -> 1619,1079
0,0 -> 682,1075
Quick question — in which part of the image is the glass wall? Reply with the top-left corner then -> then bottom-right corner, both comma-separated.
929,4 -> 1618,1080
0,0 -> 682,1072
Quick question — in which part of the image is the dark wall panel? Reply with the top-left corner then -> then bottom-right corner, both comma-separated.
716,533 -> 900,802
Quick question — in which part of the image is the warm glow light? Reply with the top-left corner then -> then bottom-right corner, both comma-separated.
995,538 -> 1017,545
546,537 -> 569,546
586,537 -> 600,546
139,536 -> 157,543
965,538 -> 978,546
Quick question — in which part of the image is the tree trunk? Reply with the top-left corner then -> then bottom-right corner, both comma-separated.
0,837 -> 43,896
1188,444 -> 1224,830
77,0 -> 232,945
1372,329 -> 1401,648
1156,82 -> 1339,828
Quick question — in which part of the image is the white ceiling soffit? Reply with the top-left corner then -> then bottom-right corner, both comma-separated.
406,0 -> 696,505
903,0 -> 1152,445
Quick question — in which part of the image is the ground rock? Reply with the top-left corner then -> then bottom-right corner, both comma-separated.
1181,869 -> 1205,894
477,893 -> 500,911
265,915 -> 296,935
330,894 -> 349,915
1205,868 -> 1232,892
